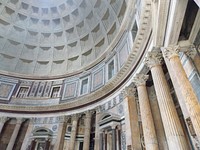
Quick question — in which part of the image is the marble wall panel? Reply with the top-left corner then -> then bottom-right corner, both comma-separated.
43,81 -> 52,97
92,68 -> 104,90
63,81 -> 77,99
118,42 -> 129,67
0,82 -> 15,100
36,82 -> 46,97
29,82 -> 39,97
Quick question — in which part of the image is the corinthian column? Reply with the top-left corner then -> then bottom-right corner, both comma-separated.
21,118 -> 33,150
83,110 -> 92,150
7,118 -> 24,150
122,86 -> 141,150
54,116 -> 68,150
69,114 -> 79,150
133,74 -> 159,150
144,50 -> 189,150
163,45 -> 200,141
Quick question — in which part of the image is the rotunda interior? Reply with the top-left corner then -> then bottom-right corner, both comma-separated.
0,0 -> 199,150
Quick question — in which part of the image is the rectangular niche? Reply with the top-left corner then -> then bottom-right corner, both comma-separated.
50,86 -> 61,98
0,82 -> 16,100
16,86 -> 29,98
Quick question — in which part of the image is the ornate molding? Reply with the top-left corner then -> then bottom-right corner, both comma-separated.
185,45 -> 197,59
144,48 -> 163,69
162,45 -> 180,60
132,74 -> 149,86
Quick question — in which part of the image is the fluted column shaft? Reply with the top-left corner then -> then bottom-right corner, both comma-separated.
145,50 -> 189,150
69,115 -> 79,150
83,111 -> 92,150
133,74 -> 159,150
148,87 -> 169,150
7,118 -> 23,150
123,87 -> 142,150
163,45 -> 200,141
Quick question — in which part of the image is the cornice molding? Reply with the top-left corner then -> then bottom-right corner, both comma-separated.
0,0 -> 152,114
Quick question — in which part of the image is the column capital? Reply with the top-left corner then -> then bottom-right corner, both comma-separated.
144,49 -> 163,69
71,114 -> 81,121
122,86 -> 136,98
95,106 -> 101,114
58,116 -> 70,123
84,110 -> 94,117
162,45 -> 180,60
132,74 -> 149,87
0,117 -> 8,123
185,45 -> 197,59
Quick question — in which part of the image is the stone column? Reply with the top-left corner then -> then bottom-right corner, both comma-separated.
148,86 -> 169,150
69,114 -> 79,150
21,119 -> 33,150
122,86 -> 142,150
0,117 -> 8,134
83,110 -> 92,150
54,116 -> 68,150
163,45 -> 200,141
6,118 -> 24,150
111,128 -> 116,150
144,50 -> 189,150
133,74 -> 159,150
94,107 -> 101,150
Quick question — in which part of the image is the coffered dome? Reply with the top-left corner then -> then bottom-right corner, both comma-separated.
0,0 -> 127,76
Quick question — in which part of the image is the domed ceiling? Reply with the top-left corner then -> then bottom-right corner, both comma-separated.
0,0 -> 127,76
